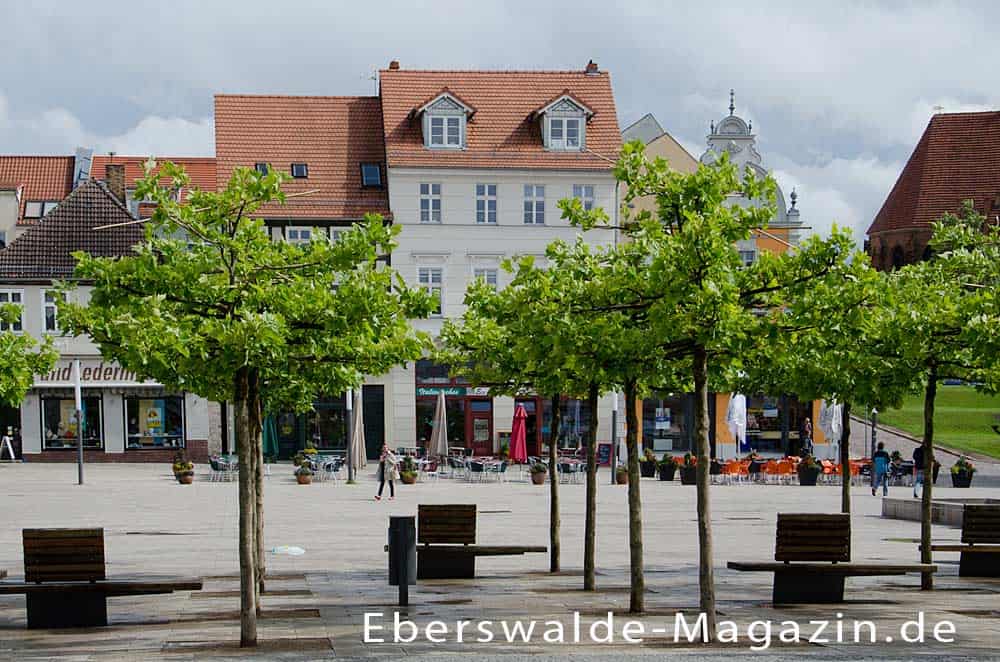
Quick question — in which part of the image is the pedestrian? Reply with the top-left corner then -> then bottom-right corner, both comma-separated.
871,441 -> 891,496
912,444 -> 925,499
375,443 -> 399,501
800,417 -> 814,457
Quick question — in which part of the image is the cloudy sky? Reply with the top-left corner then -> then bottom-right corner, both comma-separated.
3,1 -> 998,244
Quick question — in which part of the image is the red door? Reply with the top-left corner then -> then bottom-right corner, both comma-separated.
468,399 -> 493,456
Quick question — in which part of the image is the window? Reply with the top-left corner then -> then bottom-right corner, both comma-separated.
549,117 -> 581,150
429,116 -> 462,148
418,267 -> 443,316
254,163 -> 269,175
286,227 -> 313,245
42,395 -> 103,450
0,290 -> 23,332
573,184 -> 595,211
290,163 -> 308,178
126,396 -> 185,449
475,184 -> 497,223
43,290 -> 63,333
23,201 -> 43,218
473,267 -> 498,290
523,185 -> 545,224
739,250 -> 756,266
419,183 -> 442,223
42,201 -> 59,215
329,228 -> 345,243
360,163 -> 382,187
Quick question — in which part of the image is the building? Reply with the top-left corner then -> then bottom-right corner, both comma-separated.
867,111 -> 1000,270
0,166 -> 218,462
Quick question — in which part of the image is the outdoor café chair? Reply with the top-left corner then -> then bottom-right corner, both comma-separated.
467,460 -> 486,483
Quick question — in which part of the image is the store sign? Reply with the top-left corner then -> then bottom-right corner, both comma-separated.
416,386 -> 466,397
468,387 -> 491,396
35,359 -> 158,388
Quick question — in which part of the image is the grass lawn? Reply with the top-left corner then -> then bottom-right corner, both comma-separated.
880,385 -> 1000,460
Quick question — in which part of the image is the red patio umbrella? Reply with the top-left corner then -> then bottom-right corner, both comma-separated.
510,404 -> 528,463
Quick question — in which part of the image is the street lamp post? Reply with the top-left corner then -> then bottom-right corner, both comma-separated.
346,389 -> 355,484
870,407 -> 879,459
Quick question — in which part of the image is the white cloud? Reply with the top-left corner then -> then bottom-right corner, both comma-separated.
0,93 -> 212,156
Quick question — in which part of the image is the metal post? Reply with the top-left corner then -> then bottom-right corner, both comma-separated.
346,389 -> 355,484
73,359 -> 83,485
610,392 -> 618,485
870,407 -> 879,459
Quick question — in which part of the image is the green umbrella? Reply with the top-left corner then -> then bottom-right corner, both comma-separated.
262,415 -> 279,459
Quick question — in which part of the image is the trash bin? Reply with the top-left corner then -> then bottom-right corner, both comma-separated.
387,516 -> 416,588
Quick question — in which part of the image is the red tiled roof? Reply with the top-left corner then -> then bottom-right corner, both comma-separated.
214,95 -> 390,221
379,68 -> 621,170
868,111 -> 1000,236
0,179 -> 142,279
0,156 -> 75,226
91,155 -> 217,193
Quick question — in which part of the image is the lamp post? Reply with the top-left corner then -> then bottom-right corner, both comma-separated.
346,389 -> 355,484
610,392 -> 619,485
73,359 -> 83,485
870,407 -> 878,459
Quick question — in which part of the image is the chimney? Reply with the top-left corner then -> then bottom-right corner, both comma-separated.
585,59 -> 599,75
105,164 -> 126,204
388,60 -> 400,70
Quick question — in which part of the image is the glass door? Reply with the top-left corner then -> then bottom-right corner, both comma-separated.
468,399 -> 493,456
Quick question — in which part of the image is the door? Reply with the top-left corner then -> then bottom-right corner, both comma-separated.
468,399 -> 493,456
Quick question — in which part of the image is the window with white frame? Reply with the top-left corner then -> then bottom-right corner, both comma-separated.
329,228 -> 346,243
0,290 -> 23,332
573,184 -> 595,211
419,183 -> 442,223
473,267 -> 498,290
43,290 -> 63,332
429,116 -> 462,148
418,267 -> 443,316
739,250 -> 756,266
475,184 -> 497,224
286,227 -> 314,245
549,117 -> 582,150
523,185 -> 545,224
423,95 -> 467,149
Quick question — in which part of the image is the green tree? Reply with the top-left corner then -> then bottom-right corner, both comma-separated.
872,201 -> 1000,589
0,305 -> 57,408
60,162 -> 432,646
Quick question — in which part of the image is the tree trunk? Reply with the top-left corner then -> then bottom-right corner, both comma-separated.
624,378 -> 644,614
249,369 -> 266,612
692,346 -> 716,639
548,393 -> 561,573
840,401 -> 852,515
584,382 -> 599,591
235,368 -> 258,647
921,367 -> 937,590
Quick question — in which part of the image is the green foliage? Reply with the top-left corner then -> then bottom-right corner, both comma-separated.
58,160 -> 433,412
0,303 -> 58,408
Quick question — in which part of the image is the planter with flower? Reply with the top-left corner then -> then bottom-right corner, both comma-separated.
172,452 -> 195,484
658,454 -> 679,481
797,455 -> 822,486
951,457 -> 976,488
294,464 -> 313,484
640,448 -> 658,478
399,455 -> 418,484
530,461 -> 548,485
615,465 -> 629,484
679,453 -> 698,485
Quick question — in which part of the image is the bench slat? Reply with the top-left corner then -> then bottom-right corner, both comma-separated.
23,528 -> 105,583
776,513 -> 850,562
0,579 -> 203,595
728,561 -> 936,575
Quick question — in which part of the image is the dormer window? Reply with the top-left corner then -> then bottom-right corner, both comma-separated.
415,91 -> 474,150
290,163 -> 308,178
535,93 -> 594,151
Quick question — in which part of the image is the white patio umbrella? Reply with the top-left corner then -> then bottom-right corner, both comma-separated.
725,393 -> 747,459
350,389 -> 367,472
819,399 -> 843,460
430,390 -> 449,458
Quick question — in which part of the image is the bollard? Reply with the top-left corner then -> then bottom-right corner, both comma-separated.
386,515 -> 416,606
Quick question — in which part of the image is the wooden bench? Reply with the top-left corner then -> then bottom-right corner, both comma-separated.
0,528 -> 202,628
929,504 -> 1000,577
417,504 -> 546,579
728,513 -> 936,604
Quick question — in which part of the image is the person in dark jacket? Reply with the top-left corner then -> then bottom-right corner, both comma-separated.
912,445 -> 925,499
871,442 -> 891,496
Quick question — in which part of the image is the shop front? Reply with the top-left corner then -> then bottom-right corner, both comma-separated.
20,358 -> 212,462
270,385 -> 385,460
744,394 -> 812,456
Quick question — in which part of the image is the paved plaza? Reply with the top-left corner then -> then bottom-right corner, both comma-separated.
1,459 -> 998,660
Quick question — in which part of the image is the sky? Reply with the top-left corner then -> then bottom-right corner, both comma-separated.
2,1 -> 998,245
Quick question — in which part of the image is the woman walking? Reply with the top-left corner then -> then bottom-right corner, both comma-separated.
375,444 -> 399,501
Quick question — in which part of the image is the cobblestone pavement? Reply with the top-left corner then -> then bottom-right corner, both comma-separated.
0,461 -> 998,660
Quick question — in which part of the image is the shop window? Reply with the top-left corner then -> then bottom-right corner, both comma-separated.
542,397 -> 592,450
125,396 -> 185,449
42,395 -> 103,450
642,393 -> 691,452
304,398 -> 348,451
